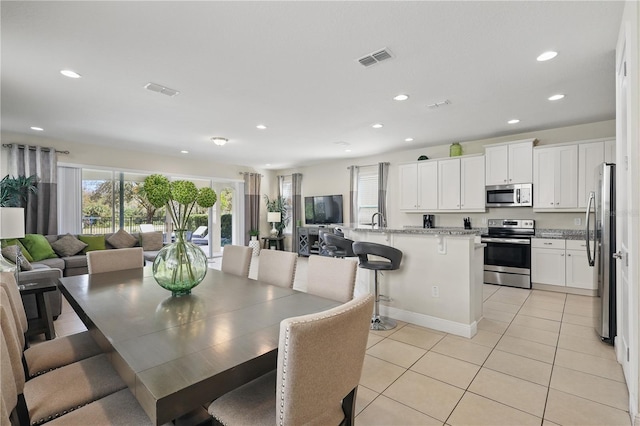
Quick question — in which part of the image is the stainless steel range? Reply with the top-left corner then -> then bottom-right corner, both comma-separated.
481,219 -> 535,289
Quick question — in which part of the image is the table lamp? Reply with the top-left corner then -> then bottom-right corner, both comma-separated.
0,207 -> 26,272
267,212 -> 281,237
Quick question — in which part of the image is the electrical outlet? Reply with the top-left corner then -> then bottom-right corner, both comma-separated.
574,217 -> 582,226
431,286 -> 439,298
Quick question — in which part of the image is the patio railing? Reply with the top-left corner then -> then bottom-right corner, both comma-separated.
82,216 -> 166,235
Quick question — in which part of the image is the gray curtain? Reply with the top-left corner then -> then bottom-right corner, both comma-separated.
291,173 -> 302,253
348,166 -> 358,226
242,173 -> 261,246
10,145 -> 58,235
377,162 -> 389,228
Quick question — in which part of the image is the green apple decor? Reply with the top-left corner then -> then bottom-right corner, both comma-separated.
143,174 -> 217,296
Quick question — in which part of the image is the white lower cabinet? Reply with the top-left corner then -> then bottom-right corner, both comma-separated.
531,238 -> 595,290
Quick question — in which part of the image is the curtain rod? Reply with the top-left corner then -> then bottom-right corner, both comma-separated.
2,143 -> 70,155
347,162 -> 388,170
238,172 -> 264,177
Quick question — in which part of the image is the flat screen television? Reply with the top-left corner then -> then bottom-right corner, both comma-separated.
304,195 -> 343,225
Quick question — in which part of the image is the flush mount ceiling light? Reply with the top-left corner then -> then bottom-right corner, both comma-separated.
256,124 -> 267,130
60,69 -> 81,79
180,150 -> 189,154
372,123 -> 384,129
507,119 -> 520,124
548,94 -> 565,101
393,94 -> 409,101
211,137 -> 228,146
537,51 -> 558,62
405,138 -> 414,142
30,126 -> 44,131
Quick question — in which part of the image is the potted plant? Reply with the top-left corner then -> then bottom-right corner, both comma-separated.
263,195 -> 289,237
143,174 -> 217,296
249,229 -> 260,241
0,174 -> 38,207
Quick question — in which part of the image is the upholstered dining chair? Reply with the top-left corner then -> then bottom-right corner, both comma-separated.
87,247 -> 145,274
306,254 -> 357,303
256,249 -> 297,288
221,245 -> 253,278
0,272 -> 102,378
208,293 -> 374,426
0,290 -> 127,426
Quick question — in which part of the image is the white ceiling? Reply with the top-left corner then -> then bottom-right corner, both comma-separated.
1,1 -> 624,169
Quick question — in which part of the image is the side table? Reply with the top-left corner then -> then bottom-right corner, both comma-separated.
19,277 -> 58,340
261,236 -> 285,251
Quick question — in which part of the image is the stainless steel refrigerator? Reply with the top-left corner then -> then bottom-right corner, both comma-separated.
585,162 -> 616,344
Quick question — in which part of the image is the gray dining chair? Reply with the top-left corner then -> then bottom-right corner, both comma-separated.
306,254 -> 357,303
221,245 -> 253,278
208,294 -> 374,426
0,272 -> 102,378
256,249 -> 297,288
87,247 -> 145,274
0,289 -> 127,426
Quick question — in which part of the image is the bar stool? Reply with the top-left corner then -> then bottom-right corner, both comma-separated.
323,233 -> 356,258
352,241 -> 403,330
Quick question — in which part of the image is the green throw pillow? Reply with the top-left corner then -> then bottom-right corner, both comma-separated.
20,234 -> 58,261
1,239 -> 34,262
78,235 -> 106,253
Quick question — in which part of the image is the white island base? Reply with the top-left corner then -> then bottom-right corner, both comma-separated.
347,229 -> 485,338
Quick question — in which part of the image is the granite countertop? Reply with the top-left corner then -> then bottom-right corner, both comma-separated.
350,226 -> 480,236
534,229 -> 590,240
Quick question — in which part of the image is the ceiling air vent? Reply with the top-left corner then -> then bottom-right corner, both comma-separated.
144,82 -> 180,97
358,48 -> 393,67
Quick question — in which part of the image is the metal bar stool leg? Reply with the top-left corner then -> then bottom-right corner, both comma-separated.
371,270 -> 396,331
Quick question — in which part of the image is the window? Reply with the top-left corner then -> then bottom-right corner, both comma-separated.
279,175 -> 293,234
357,165 -> 378,226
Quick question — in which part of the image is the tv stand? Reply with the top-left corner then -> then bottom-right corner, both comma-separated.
298,226 -> 339,256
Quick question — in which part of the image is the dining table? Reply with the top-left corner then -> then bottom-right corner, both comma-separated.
58,266 -> 341,425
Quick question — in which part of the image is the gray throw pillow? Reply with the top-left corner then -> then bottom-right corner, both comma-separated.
50,234 -> 89,257
107,229 -> 138,249
1,245 -> 33,271
140,232 -> 163,251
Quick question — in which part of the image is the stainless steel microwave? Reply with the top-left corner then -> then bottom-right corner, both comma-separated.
486,184 -> 533,207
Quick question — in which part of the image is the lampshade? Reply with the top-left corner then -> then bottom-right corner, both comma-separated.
267,212 -> 281,223
0,207 -> 25,239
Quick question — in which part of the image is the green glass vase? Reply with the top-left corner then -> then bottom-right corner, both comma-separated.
152,230 -> 208,296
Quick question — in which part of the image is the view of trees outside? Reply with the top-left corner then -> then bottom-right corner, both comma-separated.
81,170 -> 234,244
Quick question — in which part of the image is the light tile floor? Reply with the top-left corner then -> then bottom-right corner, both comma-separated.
45,256 -> 632,426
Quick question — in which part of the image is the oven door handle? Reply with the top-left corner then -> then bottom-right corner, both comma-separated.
481,238 -> 531,244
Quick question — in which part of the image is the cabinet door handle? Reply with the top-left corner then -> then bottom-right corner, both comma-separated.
561,254 -> 565,256
544,242 -> 552,245
550,202 -> 554,205
567,254 -> 571,257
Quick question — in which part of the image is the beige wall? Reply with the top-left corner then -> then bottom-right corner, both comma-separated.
277,119 -> 615,230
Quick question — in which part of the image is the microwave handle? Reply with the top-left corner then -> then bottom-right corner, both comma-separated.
515,188 -> 520,204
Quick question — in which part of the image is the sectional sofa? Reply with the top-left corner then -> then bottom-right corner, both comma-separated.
6,230 -> 164,321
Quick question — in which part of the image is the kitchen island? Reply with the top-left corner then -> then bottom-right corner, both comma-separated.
346,227 -> 485,338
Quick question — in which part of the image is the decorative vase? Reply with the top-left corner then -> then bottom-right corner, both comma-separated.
449,142 -> 463,157
248,236 -> 261,257
152,229 -> 208,296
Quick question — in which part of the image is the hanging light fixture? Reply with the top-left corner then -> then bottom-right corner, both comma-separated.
211,137 -> 228,146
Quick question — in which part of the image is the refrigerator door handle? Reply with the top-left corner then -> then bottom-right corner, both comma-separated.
586,191 -> 595,267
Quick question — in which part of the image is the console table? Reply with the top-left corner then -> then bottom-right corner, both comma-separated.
261,236 -> 285,251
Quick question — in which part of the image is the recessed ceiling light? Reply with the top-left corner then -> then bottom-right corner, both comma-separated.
180,150 -> 189,154
345,149 -> 352,153
548,94 -> 565,101
211,137 -> 228,146
393,94 -> 409,101
256,124 -> 267,130
265,163 -> 271,167
30,126 -> 44,131
507,119 -> 520,124
372,123 -> 383,129
537,51 -> 558,62
405,138 -> 414,142
60,69 -> 81,78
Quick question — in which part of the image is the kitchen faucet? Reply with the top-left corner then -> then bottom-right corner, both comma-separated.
371,212 -> 386,229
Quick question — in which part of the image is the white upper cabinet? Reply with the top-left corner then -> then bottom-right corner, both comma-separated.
578,141 -> 606,208
460,155 -> 486,210
533,144 -> 578,209
485,139 -> 534,185
438,158 -> 461,210
399,161 -> 438,211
